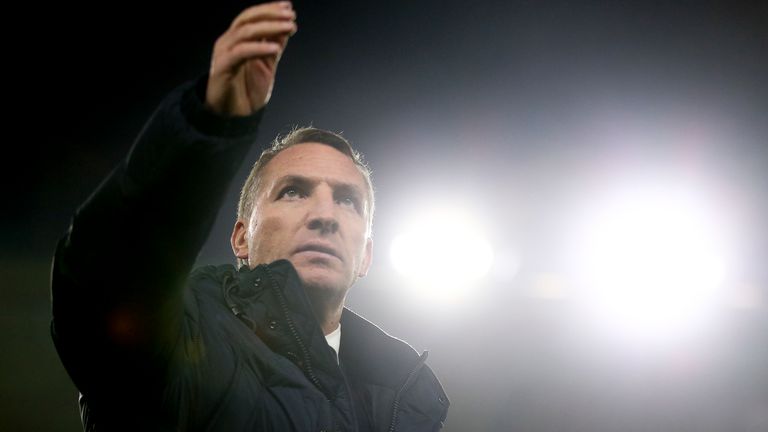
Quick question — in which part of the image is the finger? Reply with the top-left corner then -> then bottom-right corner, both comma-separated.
273,29 -> 292,52
230,2 -> 294,30
261,27 -> 294,69
268,20 -> 297,53
224,20 -> 297,50
214,41 -> 282,75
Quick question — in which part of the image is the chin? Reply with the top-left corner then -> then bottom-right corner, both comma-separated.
293,264 -> 350,296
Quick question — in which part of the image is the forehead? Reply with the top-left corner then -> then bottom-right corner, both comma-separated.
261,142 -> 366,188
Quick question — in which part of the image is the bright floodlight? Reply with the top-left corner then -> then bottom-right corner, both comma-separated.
390,205 -> 494,302
572,180 -> 729,337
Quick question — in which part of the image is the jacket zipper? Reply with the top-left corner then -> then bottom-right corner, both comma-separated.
387,351 -> 429,432
262,265 -> 326,395
228,267 -> 335,431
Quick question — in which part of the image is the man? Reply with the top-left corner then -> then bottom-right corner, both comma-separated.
50,2 -> 449,431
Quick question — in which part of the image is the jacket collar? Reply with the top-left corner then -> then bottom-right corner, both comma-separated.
339,308 -> 423,390
221,260 -> 430,393
224,260 -> 344,397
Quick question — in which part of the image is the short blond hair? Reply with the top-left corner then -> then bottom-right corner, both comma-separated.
237,126 -> 375,231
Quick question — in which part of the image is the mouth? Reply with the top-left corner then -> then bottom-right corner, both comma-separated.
293,243 -> 342,261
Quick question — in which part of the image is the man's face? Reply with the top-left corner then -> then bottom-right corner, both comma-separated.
233,143 -> 373,298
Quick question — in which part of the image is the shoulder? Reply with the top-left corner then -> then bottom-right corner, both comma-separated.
189,263 -> 238,284
340,309 -> 450,428
183,264 -> 238,319
341,309 -> 421,364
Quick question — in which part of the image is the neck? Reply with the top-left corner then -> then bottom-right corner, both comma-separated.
305,290 -> 345,336
314,301 -> 344,336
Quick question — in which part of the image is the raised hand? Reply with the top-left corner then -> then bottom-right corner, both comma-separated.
206,1 -> 297,116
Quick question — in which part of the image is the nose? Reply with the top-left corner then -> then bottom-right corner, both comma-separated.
306,187 -> 339,234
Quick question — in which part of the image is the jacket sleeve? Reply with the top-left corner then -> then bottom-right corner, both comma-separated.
50,76 -> 262,396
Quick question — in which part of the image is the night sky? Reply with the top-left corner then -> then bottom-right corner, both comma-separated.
4,1 -> 768,430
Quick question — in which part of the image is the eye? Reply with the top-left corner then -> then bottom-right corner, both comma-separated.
337,195 -> 360,211
279,186 -> 305,201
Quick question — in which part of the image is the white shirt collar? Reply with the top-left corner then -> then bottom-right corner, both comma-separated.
325,323 -> 341,363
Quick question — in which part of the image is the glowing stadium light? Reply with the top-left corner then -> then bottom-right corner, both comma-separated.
570,180 -> 730,338
390,205 -> 494,302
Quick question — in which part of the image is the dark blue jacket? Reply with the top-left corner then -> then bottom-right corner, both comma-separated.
50,78 -> 449,431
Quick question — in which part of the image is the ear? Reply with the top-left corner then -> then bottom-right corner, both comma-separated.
231,219 -> 250,262
357,237 -> 373,277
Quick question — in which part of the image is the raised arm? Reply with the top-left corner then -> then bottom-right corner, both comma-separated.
50,1 -> 296,396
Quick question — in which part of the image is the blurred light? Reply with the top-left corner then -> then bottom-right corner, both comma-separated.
570,179 -> 730,337
490,248 -> 522,284
530,273 -> 569,301
728,282 -> 766,310
390,205 -> 494,302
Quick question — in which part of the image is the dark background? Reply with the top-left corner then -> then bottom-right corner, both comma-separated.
3,1 -> 767,430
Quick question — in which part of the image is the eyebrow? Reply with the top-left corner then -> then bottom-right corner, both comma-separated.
273,175 -> 365,199
272,175 -> 313,194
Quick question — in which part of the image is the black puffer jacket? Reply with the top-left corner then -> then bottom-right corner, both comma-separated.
50,77 -> 449,431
